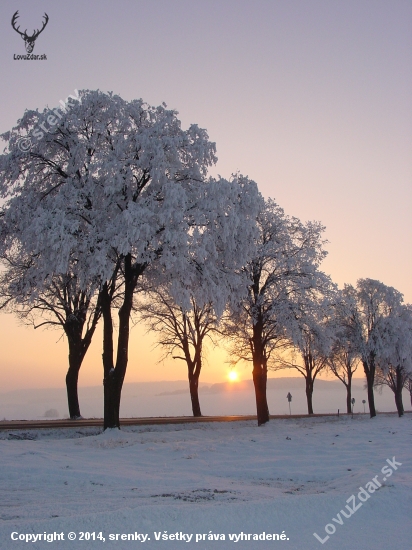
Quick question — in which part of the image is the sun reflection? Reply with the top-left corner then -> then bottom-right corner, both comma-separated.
228,370 -> 238,382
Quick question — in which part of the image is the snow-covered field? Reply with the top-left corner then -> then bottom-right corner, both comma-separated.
0,414 -> 411,549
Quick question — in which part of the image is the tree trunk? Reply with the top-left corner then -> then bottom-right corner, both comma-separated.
65,326 -> 87,419
101,281 -> 117,430
182,325 -> 203,417
102,256 -> 143,430
305,376 -> 314,415
363,360 -> 376,418
366,376 -> 376,418
251,317 -> 269,426
189,373 -> 202,417
66,356 -> 81,419
345,383 -> 352,415
253,368 -> 269,425
394,366 -> 404,417
104,371 -> 123,429
63,290 -> 101,421
394,389 -> 404,417
345,370 -> 353,414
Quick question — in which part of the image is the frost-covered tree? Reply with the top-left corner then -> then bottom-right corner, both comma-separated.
0,91 -> 260,429
374,365 -> 408,417
135,175 -> 261,418
223,198 -> 328,425
275,288 -> 335,415
343,279 -> 404,418
374,305 -> 412,417
325,301 -> 360,414
326,342 -> 359,415
0,250 -> 102,419
136,285 -> 217,417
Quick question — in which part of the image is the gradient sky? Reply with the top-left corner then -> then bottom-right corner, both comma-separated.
0,0 -> 411,391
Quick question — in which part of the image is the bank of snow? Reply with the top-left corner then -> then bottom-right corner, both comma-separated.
0,414 -> 411,549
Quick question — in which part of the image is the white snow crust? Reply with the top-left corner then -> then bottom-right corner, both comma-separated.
0,414 -> 411,549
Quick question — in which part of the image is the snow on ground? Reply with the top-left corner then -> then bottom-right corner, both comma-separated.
0,414 -> 411,549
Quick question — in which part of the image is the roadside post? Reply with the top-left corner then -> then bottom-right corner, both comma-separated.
287,392 -> 292,416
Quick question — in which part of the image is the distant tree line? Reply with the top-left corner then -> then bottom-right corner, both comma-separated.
1,90 -> 411,428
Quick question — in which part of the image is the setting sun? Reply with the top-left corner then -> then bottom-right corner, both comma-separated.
228,371 -> 239,382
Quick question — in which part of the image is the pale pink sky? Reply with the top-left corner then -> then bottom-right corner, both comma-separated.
0,0 -> 411,390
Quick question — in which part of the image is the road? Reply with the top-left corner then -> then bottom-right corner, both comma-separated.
0,412 -> 378,431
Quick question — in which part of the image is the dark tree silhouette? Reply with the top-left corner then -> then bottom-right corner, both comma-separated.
136,286 -> 217,417
0,254 -> 101,419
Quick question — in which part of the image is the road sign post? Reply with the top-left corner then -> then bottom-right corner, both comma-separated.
287,392 -> 292,415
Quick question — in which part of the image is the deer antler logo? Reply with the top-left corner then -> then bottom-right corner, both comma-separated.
11,11 -> 49,54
